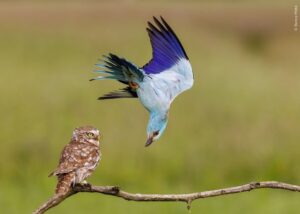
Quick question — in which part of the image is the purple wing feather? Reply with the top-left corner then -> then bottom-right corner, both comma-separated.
142,16 -> 188,74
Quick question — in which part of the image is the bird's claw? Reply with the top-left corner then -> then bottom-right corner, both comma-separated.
129,81 -> 139,89
111,186 -> 120,193
82,182 -> 92,188
74,181 -> 92,189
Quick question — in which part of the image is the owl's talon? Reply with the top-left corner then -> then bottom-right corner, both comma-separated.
76,182 -> 91,188
82,182 -> 92,188
111,186 -> 120,193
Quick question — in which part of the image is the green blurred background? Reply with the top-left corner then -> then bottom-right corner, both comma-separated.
0,1 -> 299,213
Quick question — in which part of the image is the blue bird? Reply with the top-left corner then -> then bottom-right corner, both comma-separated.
91,16 -> 194,146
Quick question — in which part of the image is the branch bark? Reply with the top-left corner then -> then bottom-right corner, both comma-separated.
33,181 -> 300,214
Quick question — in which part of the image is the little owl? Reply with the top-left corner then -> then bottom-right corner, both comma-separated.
49,126 -> 101,194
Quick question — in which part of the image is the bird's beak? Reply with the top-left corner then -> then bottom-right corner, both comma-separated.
145,131 -> 159,147
145,136 -> 154,147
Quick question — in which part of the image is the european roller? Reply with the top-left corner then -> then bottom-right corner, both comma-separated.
91,16 -> 194,147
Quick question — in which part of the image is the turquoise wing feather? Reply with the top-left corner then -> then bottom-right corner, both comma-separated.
91,53 -> 144,83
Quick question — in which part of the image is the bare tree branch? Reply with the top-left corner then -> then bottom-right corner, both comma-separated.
33,181 -> 300,214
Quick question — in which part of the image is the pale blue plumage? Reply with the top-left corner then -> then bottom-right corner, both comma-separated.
91,16 -> 194,146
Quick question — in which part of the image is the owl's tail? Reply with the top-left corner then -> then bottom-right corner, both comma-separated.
55,172 -> 75,195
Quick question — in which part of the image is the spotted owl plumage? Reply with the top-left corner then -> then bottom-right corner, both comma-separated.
49,126 -> 101,195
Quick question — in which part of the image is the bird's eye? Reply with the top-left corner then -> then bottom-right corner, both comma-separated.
86,132 -> 95,138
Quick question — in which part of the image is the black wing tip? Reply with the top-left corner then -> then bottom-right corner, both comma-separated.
147,21 -> 158,32
152,15 -> 164,21
150,15 -> 166,27
159,16 -> 168,25
153,16 -> 160,23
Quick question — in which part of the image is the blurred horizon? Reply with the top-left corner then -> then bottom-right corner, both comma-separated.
0,1 -> 299,213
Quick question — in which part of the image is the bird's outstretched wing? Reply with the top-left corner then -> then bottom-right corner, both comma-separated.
91,53 -> 143,99
142,16 -> 189,74
91,17 -> 192,100
92,53 -> 144,83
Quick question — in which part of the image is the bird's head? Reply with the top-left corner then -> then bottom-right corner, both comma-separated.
72,125 -> 100,146
145,112 -> 168,147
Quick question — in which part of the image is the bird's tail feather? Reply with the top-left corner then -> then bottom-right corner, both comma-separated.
98,86 -> 138,100
48,171 -> 54,177
55,172 -> 75,195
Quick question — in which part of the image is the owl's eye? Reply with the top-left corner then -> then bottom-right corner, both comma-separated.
86,132 -> 95,138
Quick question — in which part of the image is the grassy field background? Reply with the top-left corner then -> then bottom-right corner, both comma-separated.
0,1 -> 299,213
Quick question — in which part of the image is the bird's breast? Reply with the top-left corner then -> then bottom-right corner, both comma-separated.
137,81 -> 171,113
137,69 -> 193,112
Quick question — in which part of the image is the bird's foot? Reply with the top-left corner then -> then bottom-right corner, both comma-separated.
74,181 -> 92,189
81,180 -> 92,188
129,81 -> 139,89
110,186 -> 120,194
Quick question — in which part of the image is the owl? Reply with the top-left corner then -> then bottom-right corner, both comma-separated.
49,126 -> 101,195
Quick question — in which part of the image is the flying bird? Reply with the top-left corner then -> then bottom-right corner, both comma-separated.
91,16 -> 193,147
49,126 -> 101,194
